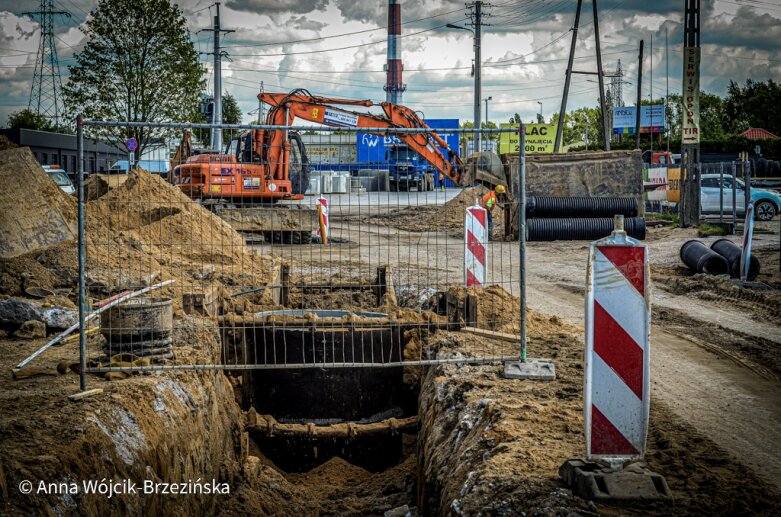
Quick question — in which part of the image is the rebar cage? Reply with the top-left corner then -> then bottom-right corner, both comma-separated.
73,120 -> 529,385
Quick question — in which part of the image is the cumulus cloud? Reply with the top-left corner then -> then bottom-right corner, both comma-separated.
285,15 -> 326,31
224,0 -> 328,15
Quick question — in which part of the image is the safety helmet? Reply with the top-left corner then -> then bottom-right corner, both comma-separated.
495,185 -> 506,193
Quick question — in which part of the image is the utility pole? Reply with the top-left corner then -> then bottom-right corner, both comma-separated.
469,1 -> 488,155
635,40 -> 643,149
666,27 -> 670,152
555,0 -> 582,153
680,0 -> 701,228
447,2 -> 490,156
650,33 -> 653,152
554,0 -> 610,152
201,2 -> 234,152
258,81 -> 264,123
24,0 -> 70,131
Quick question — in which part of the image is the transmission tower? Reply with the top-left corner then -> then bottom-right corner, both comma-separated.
610,60 -> 624,107
24,0 -> 71,131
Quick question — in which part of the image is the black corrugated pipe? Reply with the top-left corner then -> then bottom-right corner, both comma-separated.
710,238 -> 760,280
679,240 -> 730,276
526,196 -> 638,218
527,217 -> 646,241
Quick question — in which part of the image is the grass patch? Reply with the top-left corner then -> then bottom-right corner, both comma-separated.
697,223 -> 730,237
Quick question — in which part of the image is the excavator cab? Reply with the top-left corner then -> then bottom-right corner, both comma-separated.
287,132 -> 310,196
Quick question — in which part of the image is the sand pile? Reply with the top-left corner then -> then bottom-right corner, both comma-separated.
0,147 -> 77,258
83,173 -> 129,201
0,167 -> 279,305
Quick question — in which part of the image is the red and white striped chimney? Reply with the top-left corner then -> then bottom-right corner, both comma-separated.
384,0 -> 406,104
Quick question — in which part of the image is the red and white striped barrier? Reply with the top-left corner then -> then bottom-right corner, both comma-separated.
585,221 -> 650,460
465,205 -> 488,287
316,197 -> 329,245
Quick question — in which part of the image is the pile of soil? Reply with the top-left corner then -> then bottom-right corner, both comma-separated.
365,185 -> 507,237
0,167 -> 280,307
0,135 -> 17,150
0,147 -> 77,258
82,173 -> 129,201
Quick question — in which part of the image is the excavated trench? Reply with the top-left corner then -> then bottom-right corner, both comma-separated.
214,306 -> 438,513
237,311 -> 418,473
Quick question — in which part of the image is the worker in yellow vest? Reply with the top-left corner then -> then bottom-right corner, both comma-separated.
479,184 -> 506,239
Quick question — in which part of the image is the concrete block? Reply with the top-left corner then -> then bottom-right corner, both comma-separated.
503,359 -> 555,380
559,459 -> 672,503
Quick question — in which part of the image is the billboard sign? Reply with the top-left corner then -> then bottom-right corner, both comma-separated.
498,123 -> 555,154
613,106 -> 666,134
356,118 -> 460,163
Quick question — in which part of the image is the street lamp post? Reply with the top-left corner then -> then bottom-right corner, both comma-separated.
537,101 -> 543,123
447,22 -> 479,155
483,95 -> 492,151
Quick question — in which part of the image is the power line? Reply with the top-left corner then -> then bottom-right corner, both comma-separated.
223,6 -> 470,50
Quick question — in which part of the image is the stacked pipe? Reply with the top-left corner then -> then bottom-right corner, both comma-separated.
678,239 -> 760,280
525,196 -> 645,241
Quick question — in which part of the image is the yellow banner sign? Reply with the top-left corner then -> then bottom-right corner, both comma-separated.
499,123 -> 555,154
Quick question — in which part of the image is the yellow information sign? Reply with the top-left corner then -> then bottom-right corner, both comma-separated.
499,123 -> 555,154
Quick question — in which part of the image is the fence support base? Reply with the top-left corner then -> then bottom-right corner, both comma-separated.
503,359 -> 555,380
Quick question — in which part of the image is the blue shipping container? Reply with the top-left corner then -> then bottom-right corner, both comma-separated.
356,118 -> 460,187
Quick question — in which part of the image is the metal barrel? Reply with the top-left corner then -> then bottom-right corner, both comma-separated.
526,196 -> 638,218
679,240 -> 730,276
710,238 -> 760,280
527,217 -> 646,241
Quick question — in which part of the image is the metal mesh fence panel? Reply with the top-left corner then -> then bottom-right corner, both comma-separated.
77,122 -> 525,376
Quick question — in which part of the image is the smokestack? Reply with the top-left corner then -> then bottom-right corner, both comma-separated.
384,0 -> 406,104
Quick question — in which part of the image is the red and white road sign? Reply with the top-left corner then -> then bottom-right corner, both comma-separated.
585,228 -> 650,460
465,205 -> 487,287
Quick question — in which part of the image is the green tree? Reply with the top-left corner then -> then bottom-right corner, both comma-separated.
63,0 -> 203,158
7,109 -> 54,131
724,79 -> 781,135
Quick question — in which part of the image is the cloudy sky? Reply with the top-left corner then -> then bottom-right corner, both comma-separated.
1,0 -> 780,127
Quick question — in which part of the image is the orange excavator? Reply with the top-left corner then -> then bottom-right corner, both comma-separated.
174,88 -> 464,202
172,89 -> 464,242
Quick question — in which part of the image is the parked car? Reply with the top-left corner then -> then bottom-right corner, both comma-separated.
42,165 -> 75,195
701,173 -> 780,221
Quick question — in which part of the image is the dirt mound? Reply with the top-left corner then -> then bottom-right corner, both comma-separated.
0,147 -> 77,258
365,185 -> 500,235
0,168 -> 279,305
0,135 -> 17,150
83,173 -> 129,201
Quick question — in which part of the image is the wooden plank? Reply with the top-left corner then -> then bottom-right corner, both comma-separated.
68,388 -> 104,401
462,326 -> 520,343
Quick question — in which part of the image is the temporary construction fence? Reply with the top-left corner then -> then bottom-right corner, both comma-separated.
62,120 -> 536,388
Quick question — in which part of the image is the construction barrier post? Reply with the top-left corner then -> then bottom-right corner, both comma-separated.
584,215 -> 650,461
316,196 -> 329,245
558,215 -> 669,503
464,205 -> 487,287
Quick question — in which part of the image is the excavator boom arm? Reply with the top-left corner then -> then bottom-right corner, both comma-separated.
256,90 -> 464,185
